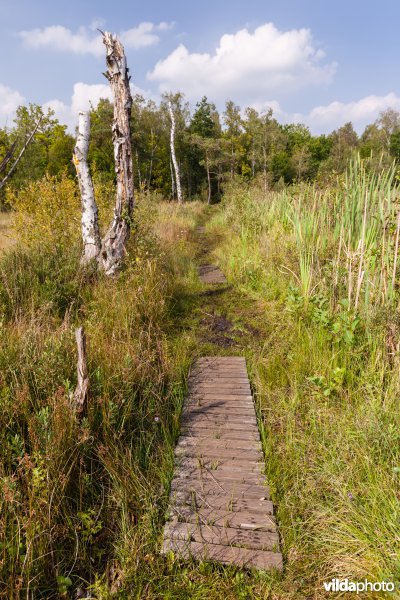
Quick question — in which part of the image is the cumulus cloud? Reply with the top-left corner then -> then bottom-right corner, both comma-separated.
19,22 -> 174,57
43,82 -> 111,129
0,83 -> 25,126
147,22 -> 336,103
43,81 -> 153,130
309,93 -> 400,132
290,93 -> 400,134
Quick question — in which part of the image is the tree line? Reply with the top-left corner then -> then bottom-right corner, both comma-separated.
2,94 -> 400,206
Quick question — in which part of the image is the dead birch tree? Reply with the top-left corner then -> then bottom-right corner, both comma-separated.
73,31 -> 134,275
168,100 -> 182,203
100,32 -> 134,275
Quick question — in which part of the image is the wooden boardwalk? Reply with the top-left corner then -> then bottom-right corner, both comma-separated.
162,356 -> 282,571
199,264 -> 227,284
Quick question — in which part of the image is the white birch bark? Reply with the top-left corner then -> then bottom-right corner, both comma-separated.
168,100 -> 182,203
100,32 -> 134,275
73,112 -> 101,264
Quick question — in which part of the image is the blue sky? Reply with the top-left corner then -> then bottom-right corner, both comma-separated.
1,0 -> 400,133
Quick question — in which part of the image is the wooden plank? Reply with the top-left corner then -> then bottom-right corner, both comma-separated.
188,394 -> 254,401
198,264 -> 227,284
176,438 -> 261,452
162,538 -> 282,571
175,446 -> 262,461
195,359 -> 246,366
170,492 -> 274,515
195,356 -> 245,361
174,469 -> 264,484
182,415 -> 258,425
181,421 -> 259,431
176,458 -> 264,474
190,383 -> 251,390
183,414 -> 258,425
163,521 -> 279,551
168,506 -> 277,531
186,401 -> 255,410
191,374 -> 249,381
186,399 -> 254,407
190,371 -> 249,377
170,480 -> 270,499
183,404 -> 255,416
182,400 -> 257,414
189,372 -> 247,381
181,429 -> 260,441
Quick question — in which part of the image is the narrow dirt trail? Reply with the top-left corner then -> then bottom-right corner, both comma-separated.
163,207 -> 282,572
185,209 -> 267,358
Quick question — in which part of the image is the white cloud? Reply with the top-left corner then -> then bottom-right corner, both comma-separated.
19,22 -> 174,57
43,82 -> 112,129
43,81 -> 153,131
19,25 -> 103,56
147,22 -> 336,103
120,22 -> 173,49
289,93 -> 400,134
0,84 -> 25,126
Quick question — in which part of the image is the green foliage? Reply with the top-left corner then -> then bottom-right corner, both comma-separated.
3,98 -> 400,203
6,172 -> 80,250
88,98 -> 114,179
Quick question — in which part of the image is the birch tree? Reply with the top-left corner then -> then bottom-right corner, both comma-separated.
168,99 -> 182,203
73,112 -> 101,264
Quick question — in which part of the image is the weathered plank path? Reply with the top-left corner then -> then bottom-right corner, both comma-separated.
162,356 -> 282,571
199,264 -> 227,284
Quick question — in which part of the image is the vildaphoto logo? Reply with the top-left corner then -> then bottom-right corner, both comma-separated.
323,578 -> 396,594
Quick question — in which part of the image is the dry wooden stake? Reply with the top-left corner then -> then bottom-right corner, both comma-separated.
74,326 -> 89,413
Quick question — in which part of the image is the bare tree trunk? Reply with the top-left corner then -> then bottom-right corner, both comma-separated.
73,112 -> 101,264
168,100 -> 182,203
0,117 -> 42,191
100,32 -> 134,276
74,327 -> 89,413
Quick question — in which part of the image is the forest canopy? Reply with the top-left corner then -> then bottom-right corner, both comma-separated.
1,95 -> 400,206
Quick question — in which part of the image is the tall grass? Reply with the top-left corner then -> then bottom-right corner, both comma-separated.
212,159 -> 400,597
1,165 -> 399,598
0,181 -> 201,598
